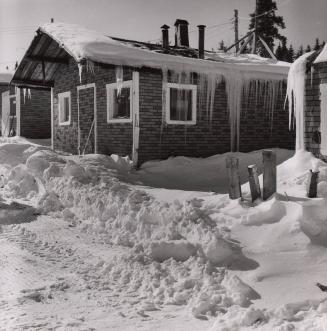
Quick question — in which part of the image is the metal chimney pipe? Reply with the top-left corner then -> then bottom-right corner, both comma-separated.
161,24 -> 170,49
174,19 -> 189,47
197,25 -> 206,59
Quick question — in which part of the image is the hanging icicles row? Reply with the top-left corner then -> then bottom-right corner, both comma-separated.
115,65 -> 124,97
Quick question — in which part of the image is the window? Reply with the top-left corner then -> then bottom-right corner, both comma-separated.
107,81 -> 132,123
165,83 -> 197,125
58,91 -> 71,125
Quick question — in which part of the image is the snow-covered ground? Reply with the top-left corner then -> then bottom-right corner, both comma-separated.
1,137 -> 327,330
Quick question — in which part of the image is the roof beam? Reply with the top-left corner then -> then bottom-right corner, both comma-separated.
11,78 -> 54,89
26,55 -> 69,65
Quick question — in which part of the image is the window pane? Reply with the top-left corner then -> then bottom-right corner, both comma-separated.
170,88 -> 192,121
112,87 -> 130,119
63,96 -> 70,122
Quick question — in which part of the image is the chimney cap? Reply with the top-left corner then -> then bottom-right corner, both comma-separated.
161,24 -> 170,30
197,24 -> 206,29
174,19 -> 189,26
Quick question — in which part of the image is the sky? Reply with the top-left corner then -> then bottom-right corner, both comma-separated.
0,0 -> 327,72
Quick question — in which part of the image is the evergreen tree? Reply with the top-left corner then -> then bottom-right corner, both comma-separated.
275,43 -> 283,60
249,0 -> 286,57
305,44 -> 311,53
286,44 -> 294,62
276,39 -> 289,61
295,45 -> 304,59
218,40 -> 226,52
314,38 -> 320,51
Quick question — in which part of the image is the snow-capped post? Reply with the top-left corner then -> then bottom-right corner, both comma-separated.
307,170 -> 319,198
248,164 -> 261,202
226,156 -> 242,199
262,150 -> 276,200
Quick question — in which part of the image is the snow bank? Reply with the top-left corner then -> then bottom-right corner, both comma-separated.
2,139 -> 327,328
131,148 -> 293,193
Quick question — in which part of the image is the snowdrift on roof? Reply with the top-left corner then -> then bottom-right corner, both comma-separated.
40,22 -> 290,79
314,43 -> 327,64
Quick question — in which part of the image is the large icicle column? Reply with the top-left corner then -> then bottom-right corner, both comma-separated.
287,52 -> 314,151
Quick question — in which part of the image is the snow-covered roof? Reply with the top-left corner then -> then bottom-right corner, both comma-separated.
0,72 -> 13,84
314,44 -> 327,64
38,22 -> 289,79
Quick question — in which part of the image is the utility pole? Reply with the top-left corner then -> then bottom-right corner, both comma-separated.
252,0 -> 258,54
234,9 -> 239,53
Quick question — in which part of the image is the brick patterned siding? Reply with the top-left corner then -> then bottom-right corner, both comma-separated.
53,59 -> 133,156
304,62 -> 327,160
19,89 -> 51,138
52,59 -> 294,163
138,69 -> 294,164
0,84 -> 50,138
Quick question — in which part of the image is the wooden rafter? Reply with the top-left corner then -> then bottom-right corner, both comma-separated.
26,55 -> 69,65
11,78 -> 54,88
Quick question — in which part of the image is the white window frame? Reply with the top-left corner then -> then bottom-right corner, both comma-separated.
58,91 -> 71,126
165,83 -> 197,125
106,81 -> 133,123
320,83 -> 327,155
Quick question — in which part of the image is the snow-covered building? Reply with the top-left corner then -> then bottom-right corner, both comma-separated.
11,21 -> 294,165
288,47 -> 327,161
0,71 -> 51,138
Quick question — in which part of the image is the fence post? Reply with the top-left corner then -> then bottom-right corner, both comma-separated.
307,170 -> 319,198
226,156 -> 242,199
262,150 -> 276,200
248,164 -> 261,202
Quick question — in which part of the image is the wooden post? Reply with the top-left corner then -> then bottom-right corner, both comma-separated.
262,150 -> 276,200
248,164 -> 261,202
226,156 -> 242,199
307,170 -> 319,198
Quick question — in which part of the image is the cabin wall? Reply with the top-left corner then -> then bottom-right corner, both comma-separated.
53,59 -> 133,156
0,85 -> 50,138
137,69 -> 294,164
138,69 -> 231,164
304,62 -> 327,160
20,89 -> 51,139
52,60 -> 294,163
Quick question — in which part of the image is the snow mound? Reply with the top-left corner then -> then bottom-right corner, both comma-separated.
6,165 -> 39,198
241,198 -> 286,226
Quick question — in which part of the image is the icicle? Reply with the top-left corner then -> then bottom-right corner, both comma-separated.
28,88 -> 31,99
77,63 -> 83,83
311,66 -> 314,87
115,66 -> 124,97
287,52 -> 315,151
23,88 -> 26,103
86,60 -> 95,75
225,71 -> 245,152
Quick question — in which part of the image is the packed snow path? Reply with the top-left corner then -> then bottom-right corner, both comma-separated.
0,217 -> 209,331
